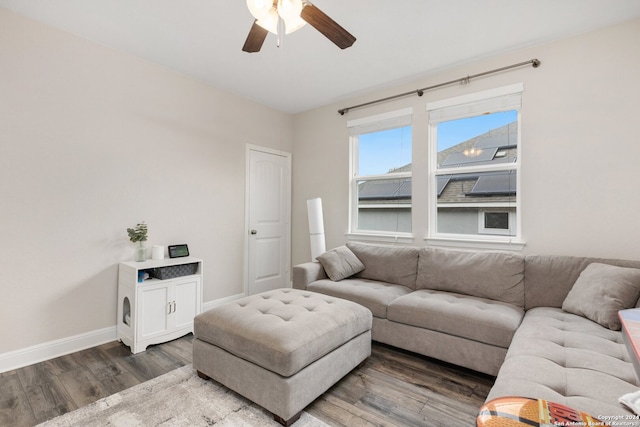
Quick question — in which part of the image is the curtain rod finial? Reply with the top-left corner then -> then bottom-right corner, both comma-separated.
532,59 -> 541,68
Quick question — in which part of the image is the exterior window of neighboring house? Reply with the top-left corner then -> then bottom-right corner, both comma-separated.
347,108 -> 413,239
427,84 -> 524,248
479,209 -> 514,235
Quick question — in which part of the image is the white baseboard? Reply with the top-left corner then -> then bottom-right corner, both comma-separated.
202,292 -> 246,312
0,293 -> 250,374
0,326 -> 117,374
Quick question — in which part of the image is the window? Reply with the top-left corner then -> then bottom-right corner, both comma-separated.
427,84 -> 523,248
348,109 -> 412,239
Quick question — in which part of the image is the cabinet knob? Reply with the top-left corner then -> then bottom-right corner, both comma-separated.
250,229 -> 257,235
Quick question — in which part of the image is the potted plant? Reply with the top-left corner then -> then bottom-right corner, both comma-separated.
127,222 -> 148,262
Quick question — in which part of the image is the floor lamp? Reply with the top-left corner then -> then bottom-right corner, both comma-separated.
307,198 -> 326,261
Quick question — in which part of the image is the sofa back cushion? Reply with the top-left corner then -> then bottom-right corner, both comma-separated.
524,255 -> 640,310
416,248 -> 525,307
346,242 -> 419,289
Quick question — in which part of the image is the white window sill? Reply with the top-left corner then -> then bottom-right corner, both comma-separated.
346,232 -> 415,245
425,235 -> 526,251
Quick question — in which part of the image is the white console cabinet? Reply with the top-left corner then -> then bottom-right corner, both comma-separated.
117,257 -> 203,353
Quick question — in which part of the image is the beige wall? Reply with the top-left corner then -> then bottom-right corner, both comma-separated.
292,17 -> 640,266
0,9 -> 293,354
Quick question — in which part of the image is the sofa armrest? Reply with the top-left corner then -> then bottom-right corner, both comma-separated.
293,261 -> 327,289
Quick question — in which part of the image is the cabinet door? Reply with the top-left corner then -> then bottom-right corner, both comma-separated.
173,277 -> 201,330
138,283 -> 171,339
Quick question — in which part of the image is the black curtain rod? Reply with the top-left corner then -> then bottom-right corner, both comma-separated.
338,58 -> 541,116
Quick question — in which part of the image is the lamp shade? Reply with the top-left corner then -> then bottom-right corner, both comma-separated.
246,0 -> 273,20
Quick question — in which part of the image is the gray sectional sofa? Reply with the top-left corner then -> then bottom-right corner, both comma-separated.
292,242 -> 640,421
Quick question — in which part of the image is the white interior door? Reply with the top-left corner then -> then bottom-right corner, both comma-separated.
246,146 -> 291,295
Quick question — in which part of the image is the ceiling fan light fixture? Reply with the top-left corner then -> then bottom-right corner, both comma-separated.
246,0 -> 273,20
277,0 -> 306,34
283,16 -> 306,34
256,7 -> 279,34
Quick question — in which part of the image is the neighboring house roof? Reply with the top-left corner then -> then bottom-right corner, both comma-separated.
437,170 -> 516,204
358,121 -> 517,205
359,177 -> 412,204
437,121 -> 517,168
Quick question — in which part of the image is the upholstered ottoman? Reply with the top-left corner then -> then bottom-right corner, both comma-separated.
192,288 -> 372,426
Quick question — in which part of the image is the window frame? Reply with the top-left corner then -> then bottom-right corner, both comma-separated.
426,84 -> 525,250
347,108 -> 414,243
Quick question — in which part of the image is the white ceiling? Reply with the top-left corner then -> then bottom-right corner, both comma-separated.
2,1 -> 640,114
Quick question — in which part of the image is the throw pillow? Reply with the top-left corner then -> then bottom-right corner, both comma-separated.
316,246 -> 365,281
562,263 -> 640,330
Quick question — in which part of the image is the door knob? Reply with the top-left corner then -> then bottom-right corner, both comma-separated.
250,229 -> 257,235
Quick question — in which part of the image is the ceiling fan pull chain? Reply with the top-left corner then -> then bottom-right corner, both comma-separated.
277,17 -> 285,47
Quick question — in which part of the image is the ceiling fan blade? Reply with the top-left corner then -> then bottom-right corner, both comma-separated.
300,3 -> 356,49
242,20 -> 269,53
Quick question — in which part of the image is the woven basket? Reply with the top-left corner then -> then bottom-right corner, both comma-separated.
148,263 -> 198,280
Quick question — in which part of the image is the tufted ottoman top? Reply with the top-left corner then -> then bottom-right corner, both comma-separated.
194,288 -> 372,377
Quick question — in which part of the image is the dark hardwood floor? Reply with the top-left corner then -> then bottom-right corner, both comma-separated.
0,335 -> 494,426
309,343 -> 495,426
0,336 -> 194,426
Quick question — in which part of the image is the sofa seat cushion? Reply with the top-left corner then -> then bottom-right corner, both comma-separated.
307,278 -> 412,318
487,307 -> 638,420
387,290 -> 524,348
194,289 -> 372,377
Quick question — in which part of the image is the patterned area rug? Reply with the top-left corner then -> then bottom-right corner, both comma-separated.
38,365 -> 328,427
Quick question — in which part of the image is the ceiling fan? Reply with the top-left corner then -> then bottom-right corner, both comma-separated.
242,0 -> 356,53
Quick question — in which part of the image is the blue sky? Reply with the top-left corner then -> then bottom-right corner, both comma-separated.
437,110 -> 517,151
358,110 -> 517,176
359,126 -> 412,175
